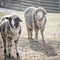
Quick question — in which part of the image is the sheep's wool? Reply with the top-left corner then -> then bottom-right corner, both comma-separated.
10,25 -> 20,41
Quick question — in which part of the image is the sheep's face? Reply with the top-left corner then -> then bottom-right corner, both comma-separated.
10,17 -> 22,28
36,11 -> 43,20
11,19 -> 15,27
36,11 -> 43,28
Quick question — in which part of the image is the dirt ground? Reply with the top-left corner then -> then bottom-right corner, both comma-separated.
0,8 -> 60,60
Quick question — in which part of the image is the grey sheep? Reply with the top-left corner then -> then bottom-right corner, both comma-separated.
24,7 -> 47,43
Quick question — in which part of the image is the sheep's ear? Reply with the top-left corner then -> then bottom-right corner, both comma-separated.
43,9 -> 47,14
5,17 -> 10,19
2,17 -> 11,20
2,17 -> 8,21
19,19 -> 23,22
16,18 -> 23,22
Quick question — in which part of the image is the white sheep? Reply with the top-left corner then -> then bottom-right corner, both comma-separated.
0,13 -> 22,57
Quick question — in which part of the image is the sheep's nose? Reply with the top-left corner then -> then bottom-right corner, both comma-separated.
37,21 -> 42,25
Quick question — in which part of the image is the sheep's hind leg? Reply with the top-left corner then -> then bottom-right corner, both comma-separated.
2,36 -> 7,55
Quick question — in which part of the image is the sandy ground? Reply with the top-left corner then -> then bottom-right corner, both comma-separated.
0,8 -> 60,60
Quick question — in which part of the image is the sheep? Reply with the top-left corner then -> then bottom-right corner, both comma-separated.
0,13 -> 22,58
24,7 -> 47,43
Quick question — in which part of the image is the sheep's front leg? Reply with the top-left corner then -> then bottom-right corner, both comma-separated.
15,40 -> 19,57
41,28 -> 45,43
8,37 -> 12,58
35,28 -> 38,41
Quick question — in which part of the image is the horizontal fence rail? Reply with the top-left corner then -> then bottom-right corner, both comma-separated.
0,0 -> 60,12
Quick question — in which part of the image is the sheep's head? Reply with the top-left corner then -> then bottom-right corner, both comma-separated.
10,14 -> 22,28
34,7 -> 47,29
35,7 -> 47,20
1,14 -> 22,28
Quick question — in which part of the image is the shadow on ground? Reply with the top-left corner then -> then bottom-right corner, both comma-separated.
4,55 -> 20,60
29,39 -> 57,57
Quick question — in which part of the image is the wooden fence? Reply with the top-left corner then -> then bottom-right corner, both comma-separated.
0,0 -> 60,12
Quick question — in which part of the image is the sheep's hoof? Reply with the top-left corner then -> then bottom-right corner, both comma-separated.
34,39 -> 37,42
42,40 -> 45,43
28,38 -> 32,39
16,53 -> 19,58
4,49 -> 6,53
8,53 -> 11,58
